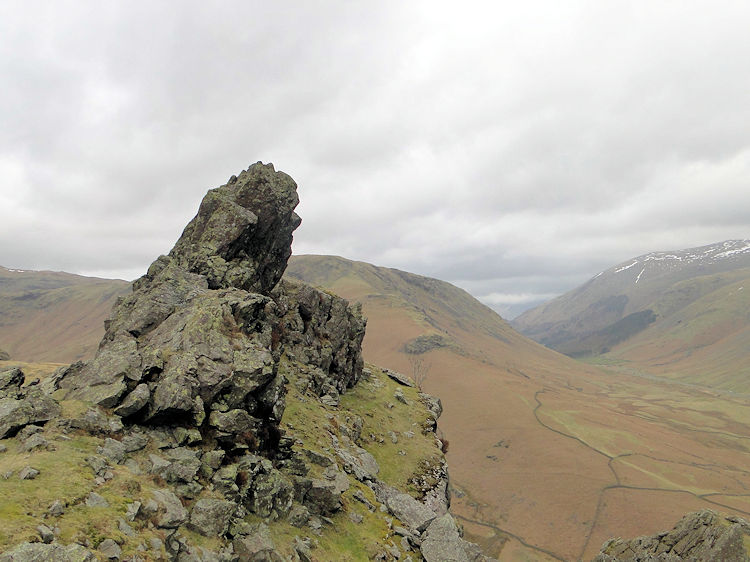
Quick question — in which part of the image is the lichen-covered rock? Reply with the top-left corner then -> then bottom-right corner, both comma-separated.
188,498 -> 237,537
293,537 -> 313,562
120,431 -> 148,452
64,407 -> 123,435
201,449 -> 225,472
595,509 -> 750,561
52,163 -> 366,467
0,542 -> 97,562
169,163 -> 300,294
16,424 -> 42,440
233,523 -> 280,561
420,392 -> 442,415
97,539 -> 122,560
335,444 -> 379,482
302,471 -> 350,515
274,280 -> 366,395
247,469 -> 294,520
287,504 -> 310,527
21,433 -> 50,452
421,513 -> 493,562
0,367 -> 24,399
212,464 -> 241,500
384,368 -> 415,387
0,388 -> 60,439
37,524 -> 54,544
54,163 -> 301,452
154,447 -> 202,484
209,408 -> 262,436
48,499 -> 65,517
410,456 -> 451,516
99,438 -> 128,464
18,466 -> 39,480
151,488 -> 188,528
113,383 -> 150,418
386,491 -> 437,533
85,492 -> 109,508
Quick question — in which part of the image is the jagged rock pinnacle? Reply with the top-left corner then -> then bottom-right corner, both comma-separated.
169,161 -> 301,294
55,162 -> 363,444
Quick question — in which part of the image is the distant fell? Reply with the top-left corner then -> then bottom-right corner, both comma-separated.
286,254 -> 515,352
0,266 -> 130,363
512,239 -> 750,391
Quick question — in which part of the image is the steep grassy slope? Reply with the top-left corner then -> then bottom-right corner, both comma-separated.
0,266 -> 130,363
287,254 -> 750,561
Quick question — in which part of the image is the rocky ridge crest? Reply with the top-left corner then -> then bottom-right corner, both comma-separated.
595,509 -> 750,561
0,162 -> 490,561
54,162 -> 363,449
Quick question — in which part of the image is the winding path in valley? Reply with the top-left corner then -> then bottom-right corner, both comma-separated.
451,380 -> 750,561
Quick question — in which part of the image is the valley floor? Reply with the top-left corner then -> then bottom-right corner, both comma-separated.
285,256 -> 750,561
421,350 -> 750,561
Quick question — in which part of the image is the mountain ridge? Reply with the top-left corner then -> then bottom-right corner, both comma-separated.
512,239 -> 750,390
0,266 -> 131,363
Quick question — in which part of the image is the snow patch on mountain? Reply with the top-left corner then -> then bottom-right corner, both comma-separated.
609,239 -> 750,277
615,261 -> 638,273
715,240 -> 750,258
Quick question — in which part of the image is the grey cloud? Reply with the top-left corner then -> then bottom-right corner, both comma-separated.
1,1 -> 749,309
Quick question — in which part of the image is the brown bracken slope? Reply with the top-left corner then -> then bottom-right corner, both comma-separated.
286,255 -> 750,561
0,266 -> 130,363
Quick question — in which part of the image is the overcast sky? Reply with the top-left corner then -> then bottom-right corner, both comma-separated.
2,1 -> 749,318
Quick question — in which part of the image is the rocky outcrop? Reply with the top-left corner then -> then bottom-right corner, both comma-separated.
0,367 -> 24,399
595,510 -> 750,561
0,349 -> 9,361
274,280 -> 366,395
169,164 -> 300,294
421,514 -> 491,562
0,162 -> 493,561
0,366 -> 60,438
0,542 -> 97,562
55,162 -> 364,456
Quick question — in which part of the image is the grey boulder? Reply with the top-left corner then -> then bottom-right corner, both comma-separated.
421,514 -> 492,562
151,488 -> 188,528
386,492 -> 436,533
188,498 -> 237,537
0,542 -> 97,562
0,390 -> 60,439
